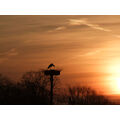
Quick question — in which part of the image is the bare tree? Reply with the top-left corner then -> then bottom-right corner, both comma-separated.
68,86 -> 113,105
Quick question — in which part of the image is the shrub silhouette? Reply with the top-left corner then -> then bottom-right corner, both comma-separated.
68,86 -> 113,105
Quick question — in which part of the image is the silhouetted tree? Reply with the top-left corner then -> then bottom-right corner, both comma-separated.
0,73 -> 115,105
67,86 -> 113,105
17,71 -> 50,104
0,74 -> 16,104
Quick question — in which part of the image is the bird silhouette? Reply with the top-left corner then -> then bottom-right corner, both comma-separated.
48,63 -> 55,69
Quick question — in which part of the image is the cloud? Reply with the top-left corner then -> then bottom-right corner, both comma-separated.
0,48 -> 18,57
68,19 -> 111,32
82,50 -> 102,56
114,34 -> 120,38
72,48 -> 106,60
48,26 -> 66,32
0,48 -> 18,64
48,18 -> 120,42
7,48 -> 18,56
68,19 -> 87,26
49,18 -> 112,33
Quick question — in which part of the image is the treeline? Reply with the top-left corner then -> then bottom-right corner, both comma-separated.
0,71 -> 115,105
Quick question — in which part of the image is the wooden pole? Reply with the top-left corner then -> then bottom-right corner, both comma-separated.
50,74 -> 53,105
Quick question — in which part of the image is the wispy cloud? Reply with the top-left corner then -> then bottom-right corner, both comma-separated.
7,48 -> 18,56
114,34 -> 120,38
49,18 -> 120,41
68,19 -> 111,32
49,18 -> 112,33
0,48 -> 18,57
72,48 -> 106,60
48,26 -> 66,32
82,50 -> 102,56
0,48 -> 18,64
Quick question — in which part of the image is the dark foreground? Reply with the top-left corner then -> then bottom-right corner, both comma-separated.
0,71 -> 117,105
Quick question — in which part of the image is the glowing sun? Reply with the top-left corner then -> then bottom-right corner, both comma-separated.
107,63 -> 120,94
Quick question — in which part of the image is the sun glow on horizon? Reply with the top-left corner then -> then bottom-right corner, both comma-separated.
106,62 -> 120,94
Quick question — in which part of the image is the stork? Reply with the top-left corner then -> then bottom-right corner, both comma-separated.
48,63 -> 55,69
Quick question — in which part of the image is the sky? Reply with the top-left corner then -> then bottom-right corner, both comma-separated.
1,15 -> 120,95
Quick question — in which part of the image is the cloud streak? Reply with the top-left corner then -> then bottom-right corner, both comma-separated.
49,18 -> 112,33
0,48 -> 18,57
0,48 -> 18,64
49,18 -> 120,41
48,26 -> 66,32
74,49 -> 103,59
68,19 -> 111,32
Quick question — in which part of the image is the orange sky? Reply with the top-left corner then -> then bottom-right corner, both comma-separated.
0,15 -> 120,95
